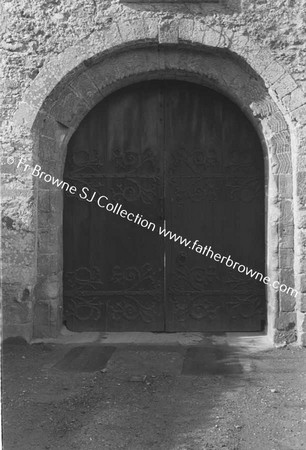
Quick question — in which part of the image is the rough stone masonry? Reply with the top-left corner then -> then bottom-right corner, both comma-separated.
1,0 -> 306,345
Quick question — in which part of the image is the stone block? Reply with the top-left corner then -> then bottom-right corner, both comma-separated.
118,20 -> 145,43
179,19 -> 194,42
301,293 -> 306,312
33,112 -> 69,143
297,155 -> 306,172
278,174 -> 293,199
87,50 -> 155,91
250,98 -> 276,118
143,18 -> 159,41
263,61 -> 286,87
291,104 -> 306,126
283,88 -> 306,112
274,328 -> 297,345
265,113 -> 288,134
103,23 -> 123,49
69,72 -> 101,108
37,253 -> 62,276
274,152 -> 292,174
38,136 -> 57,165
35,274 -> 62,301
159,21 -> 179,44
297,172 -> 306,205
36,160 -> 63,185
299,313 -> 306,332
296,275 -> 306,294
296,212 -> 306,229
2,323 -> 33,343
38,190 -> 51,213
49,89 -> 89,128
280,225 -> 294,249
204,26 -> 231,48
118,19 -> 157,43
280,291 -> 296,312
279,269 -> 295,288
297,256 -> 306,272
279,248 -> 294,269
271,73 -> 298,100
33,299 -> 62,339
295,230 -> 306,255
280,200 -> 293,226
38,228 -> 60,254
269,131 -> 290,154
275,312 -> 296,331
300,332 -> 306,346
229,33 -> 253,59
38,211 -> 59,230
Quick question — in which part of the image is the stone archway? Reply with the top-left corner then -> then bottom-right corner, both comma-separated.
11,18 -> 306,344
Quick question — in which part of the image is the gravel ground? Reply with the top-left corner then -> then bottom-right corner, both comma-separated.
2,339 -> 306,450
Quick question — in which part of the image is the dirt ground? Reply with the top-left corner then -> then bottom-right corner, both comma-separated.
1,336 -> 306,450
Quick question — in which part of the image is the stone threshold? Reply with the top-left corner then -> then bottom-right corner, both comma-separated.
31,327 -> 273,352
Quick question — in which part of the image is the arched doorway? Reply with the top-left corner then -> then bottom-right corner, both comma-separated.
63,80 -> 266,332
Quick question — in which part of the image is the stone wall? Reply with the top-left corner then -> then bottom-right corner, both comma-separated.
1,0 -> 306,344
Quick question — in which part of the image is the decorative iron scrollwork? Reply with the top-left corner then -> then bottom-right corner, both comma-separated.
64,293 -> 163,324
64,266 -> 104,291
111,178 -> 159,205
112,147 -> 160,175
112,263 -> 162,290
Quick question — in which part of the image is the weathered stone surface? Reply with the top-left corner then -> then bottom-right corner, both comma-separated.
280,200 -> 293,226
275,312 -> 296,332
274,329 -> 297,345
69,72 -> 101,108
159,21 -> 179,44
280,292 -> 296,313
38,228 -> 61,255
300,332 -> 306,346
300,293 -> 306,312
271,73 -> 298,100
297,172 -> 306,207
35,275 -> 62,301
283,88 -> 306,112
291,105 -> 306,125
33,299 -> 62,339
279,249 -> 294,269
278,174 -> 293,199
37,253 -> 62,276
1,0 -> 306,346
49,89 -> 89,128
178,18 -> 194,42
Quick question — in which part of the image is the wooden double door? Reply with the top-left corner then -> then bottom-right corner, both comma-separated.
63,80 -> 266,332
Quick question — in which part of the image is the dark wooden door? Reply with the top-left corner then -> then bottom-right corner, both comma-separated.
63,80 -> 266,332
164,82 -> 265,331
63,82 -> 165,331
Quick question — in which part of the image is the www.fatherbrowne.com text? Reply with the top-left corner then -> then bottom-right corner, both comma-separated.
12,157 -> 298,298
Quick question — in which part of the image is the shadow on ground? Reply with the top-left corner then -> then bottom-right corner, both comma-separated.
2,338 -> 306,450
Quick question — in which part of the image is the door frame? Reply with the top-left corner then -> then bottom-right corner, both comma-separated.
13,40 -> 297,343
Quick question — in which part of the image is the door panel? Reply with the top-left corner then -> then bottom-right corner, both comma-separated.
63,80 -> 266,332
63,82 -> 165,331
164,82 -> 265,331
